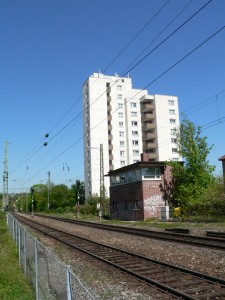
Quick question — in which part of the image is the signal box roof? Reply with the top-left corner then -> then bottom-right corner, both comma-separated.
218,155 -> 225,161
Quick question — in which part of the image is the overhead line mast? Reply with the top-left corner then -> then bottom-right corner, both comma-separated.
3,141 -> 9,210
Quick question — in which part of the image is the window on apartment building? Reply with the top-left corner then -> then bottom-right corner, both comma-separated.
120,151 -> 125,156
132,131 -> 138,136
120,141 -> 125,147
172,148 -> 178,153
119,131 -> 124,137
117,85 -> 122,91
172,158 -> 179,161
169,109 -> 175,115
130,102 -> 137,108
118,94 -> 123,100
118,103 -> 123,109
170,128 -> 176,135
131,111 -> 137,117
118,112 -> 123,118
171,138 -> 177,143
132,140 -> 139,146
120,160 -> 125,166
131,121 -> 138,126
133,150 -> 139,156
170,118 -> 176,124
168,100 -> 175,106
119,122 -> 124,127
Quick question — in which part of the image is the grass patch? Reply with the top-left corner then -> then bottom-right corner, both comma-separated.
0,212 -> 35,300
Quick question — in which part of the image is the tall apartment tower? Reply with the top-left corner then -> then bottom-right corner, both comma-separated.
82,73 -> 181,198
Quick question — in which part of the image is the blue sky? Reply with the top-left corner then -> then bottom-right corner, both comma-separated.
1,0 -> 225,193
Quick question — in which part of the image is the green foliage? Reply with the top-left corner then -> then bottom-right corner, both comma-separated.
0,212 -> 35,299
168,118 -> 215,210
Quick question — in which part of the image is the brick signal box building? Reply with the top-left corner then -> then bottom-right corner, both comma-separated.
108,154 -> 172,221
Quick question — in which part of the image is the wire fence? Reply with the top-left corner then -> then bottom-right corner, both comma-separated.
7,213 -> 99,300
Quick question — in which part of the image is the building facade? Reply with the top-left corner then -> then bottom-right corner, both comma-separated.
108,157 -> 172,221
82,72 -> 181,198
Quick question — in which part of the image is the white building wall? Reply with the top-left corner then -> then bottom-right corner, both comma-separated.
83,73 -> 181,199
154,95 -> 181,161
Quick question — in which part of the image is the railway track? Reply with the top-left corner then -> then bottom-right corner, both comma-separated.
12,213 -> 225,300
32,213 -> 225,250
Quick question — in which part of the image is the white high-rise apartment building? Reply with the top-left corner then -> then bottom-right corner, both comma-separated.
83,73 -> 181,198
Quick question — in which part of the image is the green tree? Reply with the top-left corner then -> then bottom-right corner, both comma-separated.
30,184 -> 48,211
169,118 -> 215,210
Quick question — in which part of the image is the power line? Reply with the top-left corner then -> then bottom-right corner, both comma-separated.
103,0 -> 171,73
28,23 -> 225,180
121,0 -> 213,77
122,0 -> 194,74
10,0 -> 218,178
11,3 -> 172,174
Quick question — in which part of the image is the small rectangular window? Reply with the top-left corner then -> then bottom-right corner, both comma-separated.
131,121 -> 138,126
133,150 -> 139,156
118,112 -> 123,118
132,140 -> 139,146
118,94 -> 122,100
120,141 -> 125,147
168,100 -> 175,106
119,122 -> 123,127
118,103 -> 123,109
171,138 -> 177,143
119,131 -> 124,137
130,102 -> 137,108
170,119 -> 176,124
120,151 -> 125,156
132,131 -> 138,136
169,109 -> 175,115
120,160 -> 125,166
117,85 -> 122,91
131,111 -> 137,117
170,128 -> 176,135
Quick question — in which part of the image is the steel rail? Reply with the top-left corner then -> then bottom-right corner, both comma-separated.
32,213 -> 225,250
12,213 -> 225,300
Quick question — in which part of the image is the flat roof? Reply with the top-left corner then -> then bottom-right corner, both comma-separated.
218,155 -> 225,161
107,161 -> 169,176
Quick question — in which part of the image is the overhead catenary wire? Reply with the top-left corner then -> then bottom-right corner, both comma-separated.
12,0 -> 221,185
122,0 -> 194,74
102,0 -> 171,73
45,0 -> 213,145
28,23 -> 225,180
10,1 -> 172,175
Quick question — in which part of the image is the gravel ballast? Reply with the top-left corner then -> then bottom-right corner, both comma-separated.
21,215 -> 225,299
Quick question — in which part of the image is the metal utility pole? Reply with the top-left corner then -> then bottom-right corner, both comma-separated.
99,143 -> 105,219
2,141 -> 9,211
47,171 -> 51,209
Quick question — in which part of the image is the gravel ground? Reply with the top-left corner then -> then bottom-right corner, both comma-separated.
22,214 -> 225,299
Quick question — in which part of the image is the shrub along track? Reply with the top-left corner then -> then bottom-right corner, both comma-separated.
12,213 -> 225,300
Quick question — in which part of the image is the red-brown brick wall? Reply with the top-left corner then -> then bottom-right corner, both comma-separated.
110,165 -> 172,221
